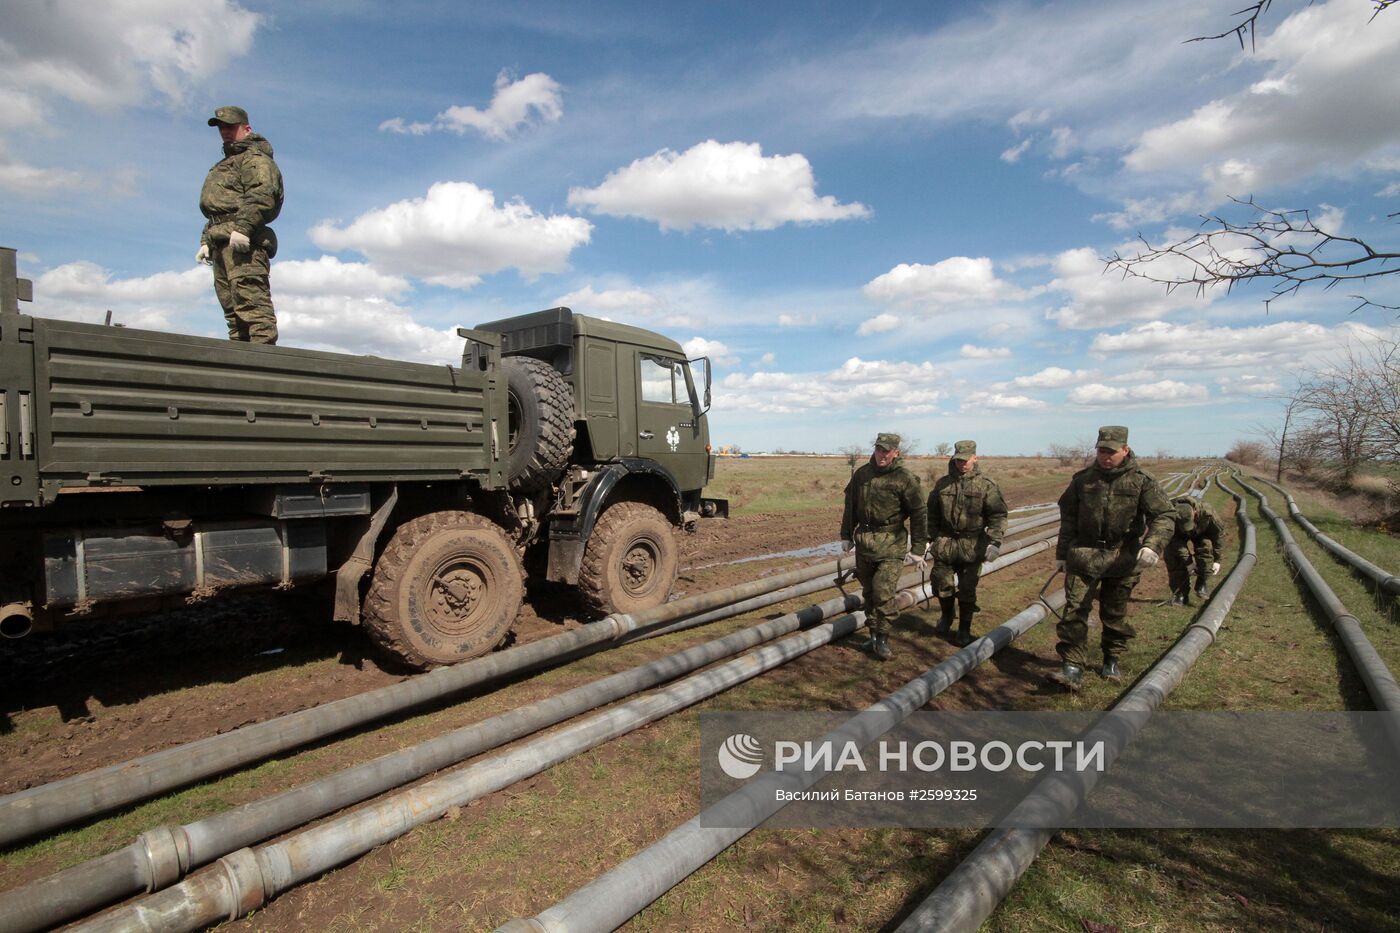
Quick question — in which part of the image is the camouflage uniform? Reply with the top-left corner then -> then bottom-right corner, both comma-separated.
1165,496 -> 1224,600
927,444 -> 1007,636
1055,433 -> 1174,668
840,437 -> 928,641
201,107 -> 283,344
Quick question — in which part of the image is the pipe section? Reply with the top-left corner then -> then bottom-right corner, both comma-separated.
0,591 -> 865,933
0,555 -> 858,847
3,538 -> 1060,932
0,602 -> 33,639
1234,475 -> 1400,713
67,590 -> 899,932
497,588 -> 1068,933
893,473 -> 1259,932
1253,476 -> 1400,598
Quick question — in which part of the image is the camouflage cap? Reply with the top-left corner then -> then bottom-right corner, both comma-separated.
1095,425 -> 1130,451
952,439 -> 977,460
208,105 -> 250,126
874,432 -> 902,451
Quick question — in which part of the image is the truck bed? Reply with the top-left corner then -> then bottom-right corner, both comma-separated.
2,315 -> 506,506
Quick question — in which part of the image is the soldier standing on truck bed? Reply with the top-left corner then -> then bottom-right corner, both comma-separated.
927,440 -> 1007,647
840,433 -> 929,662
196,105 -> 283,345
1050,425 -> 1174,690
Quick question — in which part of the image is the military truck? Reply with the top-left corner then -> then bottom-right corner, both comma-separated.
0,247 -> 725,668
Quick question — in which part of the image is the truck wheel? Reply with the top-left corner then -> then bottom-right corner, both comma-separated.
503,356 -> 576,492
362,511 -> 523,669
578,502 -> 678,617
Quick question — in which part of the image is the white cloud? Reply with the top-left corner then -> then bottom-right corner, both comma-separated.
1067,380 -> 1209,408
857,313 -> 900,336
554,284 -> 663,316
959,344 -> 1011,359
683,336 -> 738,366
275,256 -> 411,299
755,352 -> 776,367
1000,139 -> 1032,163
278,295 -> 461,363
1008,366 -> 1092,389
777,312 -> 817,327
382,70 -> 563,141
567,140 -> 870,232
0,158 -> 88,196
1123,1 -> 1400,194
32,260 -> 210,330
961,391 -> 1046,411
1217,374 -> 1283,396
309,181 -> 592,290
721,357 -> 947,415
864,256 -> 1026,310
0,0 -> 260,112
1045,244 -> 1213,328
1048,126 -> 1075,159
1088,319 -> 1379,368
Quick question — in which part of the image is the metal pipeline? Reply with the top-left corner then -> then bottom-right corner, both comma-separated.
0,554 -> 860,847
66,584 -> 910,932
1252,475 -> 1400,598
2,538 -> 1059,932
495,588 -> 1069,933
0,602 -> 33,639
1234,474 -> 1400,713
894,472 -> 1259,932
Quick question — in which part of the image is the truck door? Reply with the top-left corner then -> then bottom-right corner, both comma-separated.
635,352 -> 708,492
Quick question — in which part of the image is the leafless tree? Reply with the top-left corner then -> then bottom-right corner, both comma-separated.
1046,441 -> 1092,467
1107,199 -> 1400,314
1226,439 -> 1267,465
1111,4 -> 1399,313
839,444 -> 864,471
934,441 -> 952,457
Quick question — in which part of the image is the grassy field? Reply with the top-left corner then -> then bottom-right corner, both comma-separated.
3,454 -> 1399,931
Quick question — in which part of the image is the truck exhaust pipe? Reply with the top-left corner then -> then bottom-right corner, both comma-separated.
0,602 -> 33,639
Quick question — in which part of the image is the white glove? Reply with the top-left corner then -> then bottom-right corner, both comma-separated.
1136,547 -> 1159,568
1054,559 -> 1065,572
196,243 -> 211,264
1210,562 -> 1221,575
228,230 -> 252,252
909,551 -> 928,573
984,542 -> 1001,563
841,539 -> 854,553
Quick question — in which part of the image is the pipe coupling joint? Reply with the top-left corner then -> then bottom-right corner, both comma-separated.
138,824 -> 191,891
217,848 -> 268,921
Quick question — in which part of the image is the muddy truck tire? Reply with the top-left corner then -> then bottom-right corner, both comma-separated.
362,511 -> 523,668
578,502 -> 679,617
503,356 -> 576,492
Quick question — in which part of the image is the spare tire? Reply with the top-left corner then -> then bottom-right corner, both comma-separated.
503,356 -> 576,491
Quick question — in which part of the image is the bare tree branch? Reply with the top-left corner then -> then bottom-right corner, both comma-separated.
1187,1 -> 1273,50
1106,197 -> 1400,313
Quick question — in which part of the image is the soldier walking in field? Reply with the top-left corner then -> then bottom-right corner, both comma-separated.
197,106 -> 283,344
840,433 -> 929,661
927,440 -> 1007,647
1165,494 -> 1224,605
1050,425 -> 1174,689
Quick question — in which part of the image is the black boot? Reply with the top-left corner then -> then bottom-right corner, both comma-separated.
1048,662 -> 1083,690
934,596 -> 955,634
1101,657 -> 1122,682
955,602 -> 975,647
1169,590 -> 1190,607
869,631 -> 892,661
1194,580 -> 1209,600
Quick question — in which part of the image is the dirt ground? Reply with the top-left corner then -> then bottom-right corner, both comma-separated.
0,501 -> 838,795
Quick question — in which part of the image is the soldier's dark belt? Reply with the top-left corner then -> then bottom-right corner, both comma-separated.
946,530 -> 982,538
856,523 -> 903,533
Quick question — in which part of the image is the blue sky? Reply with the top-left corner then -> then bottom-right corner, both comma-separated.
3,0 -> 1398,456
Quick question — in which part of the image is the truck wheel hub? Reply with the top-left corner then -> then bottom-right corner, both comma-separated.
430,566 -> 484,622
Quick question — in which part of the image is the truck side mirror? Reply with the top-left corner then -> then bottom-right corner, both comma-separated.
688,356 -> 711,415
